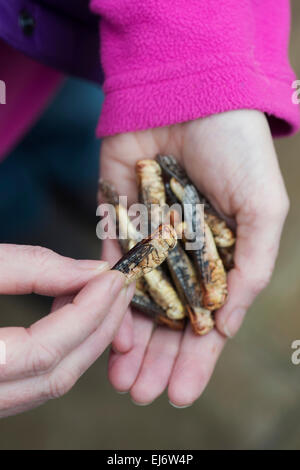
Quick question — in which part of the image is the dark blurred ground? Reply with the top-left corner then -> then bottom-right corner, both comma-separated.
0,3 -> 300,450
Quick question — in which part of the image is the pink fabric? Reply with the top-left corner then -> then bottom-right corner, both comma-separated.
0,40 -> 63,161
90,0 -> 300,137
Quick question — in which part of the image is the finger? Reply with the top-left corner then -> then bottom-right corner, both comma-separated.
0,244 -> 109,296
51,295 -> 74,313
0,284 -> 127,419
0,270 -> 126,382
102,237 -> 134,353
108,312 -> 154,392
49,283 -> 136,380
0,375 -> 51,418
112,310 -> 134,354
130,327 -> 182,405
215,193 -> 289,337
168,326 -> 226,407
100,131 -> 161,206
49,294 -> 134,377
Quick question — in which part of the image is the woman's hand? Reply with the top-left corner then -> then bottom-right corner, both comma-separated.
100,110 -> 289,407
0,244 -> 135,418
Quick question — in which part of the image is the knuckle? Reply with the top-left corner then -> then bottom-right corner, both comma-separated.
250,271 -> 272,297
244,190 -> 290,224
29,246 -> 56,268
26,329 -> 58,374
281,194 -> 290,217
264,193 -> 290,221
46,367 -> 78,399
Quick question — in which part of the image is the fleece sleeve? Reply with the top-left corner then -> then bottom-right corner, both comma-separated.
89,0 -> 300,138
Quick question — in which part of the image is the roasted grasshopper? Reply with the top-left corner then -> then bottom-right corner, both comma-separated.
99,155 -> 235,336
99,180 -> 185,329
113,224 -> 177,283
157,154 -> 235,248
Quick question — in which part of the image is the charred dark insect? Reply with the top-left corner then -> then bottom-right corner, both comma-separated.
169,175 -> 227,310
218,245 -> 235,271
165,181 -> 180,207
167,243 -> 214,335
157,154 -> 189,187
181,184 -> 208,279
113,224 -> 177,283
157,154 -> 235,248
169,179 -> 209,283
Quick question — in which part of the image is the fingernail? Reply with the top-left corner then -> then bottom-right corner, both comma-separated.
96,262 -> 110,273
131,399 -> 153,407
116,282 -> 136,306
77,260 -> 109,273
223,308 -> 246,338
223,324 -> 233,339
110,272 -> 126,297
125,282 -> 136,303
169,401 -> 193,409
116,390 -> 128,395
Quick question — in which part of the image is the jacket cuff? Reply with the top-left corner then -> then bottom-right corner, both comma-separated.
96,63 -> 300,137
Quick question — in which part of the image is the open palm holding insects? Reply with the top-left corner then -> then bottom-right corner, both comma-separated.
100,110 -> 289,407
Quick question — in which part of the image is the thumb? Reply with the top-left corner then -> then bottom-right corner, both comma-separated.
0,244 -> 109,296
215,194 -> 289,337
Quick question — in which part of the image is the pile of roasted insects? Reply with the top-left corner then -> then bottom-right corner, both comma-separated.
99,155 -> 235,336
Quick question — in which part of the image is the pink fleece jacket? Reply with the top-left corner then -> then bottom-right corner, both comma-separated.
91,0 -> 300,137
0,0 -> 299,161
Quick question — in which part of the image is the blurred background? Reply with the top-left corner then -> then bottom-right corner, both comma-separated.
0,3 -> 300,451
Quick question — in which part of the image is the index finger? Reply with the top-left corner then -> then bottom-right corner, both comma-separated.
0,270 -> 128,382
0,244 -> 109,296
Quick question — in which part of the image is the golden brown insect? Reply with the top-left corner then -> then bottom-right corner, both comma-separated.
136,159 -> 166,207
136,159 -> 167,229
169,176 -> 185,202
167,243 -> 214,335
157,154 -> 235,248
143,267 -> 185,320
168,209 -> 188,241
99,179 -> 142,253
132,285 -> 185,330
205,213 -> 235,248
201,222 -> 228,310
113,224 -> 177,284
135,161 -> 186,320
